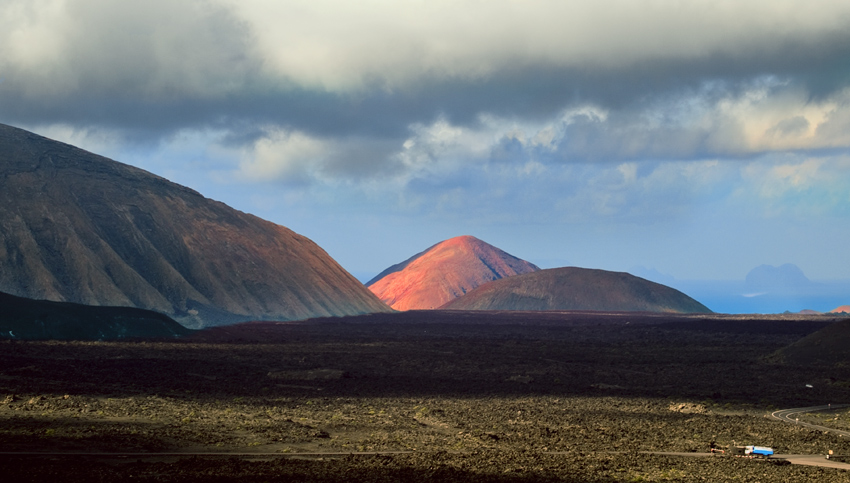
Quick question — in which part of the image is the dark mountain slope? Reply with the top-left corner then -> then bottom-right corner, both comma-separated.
772,317 -> 850,365
0,123 -> 391,327
367,235 -> 539,310
441,266 -> 712,314
0,290 -> 189,340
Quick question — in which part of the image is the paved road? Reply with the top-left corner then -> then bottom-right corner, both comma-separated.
632,451 -> 850,470
636,451 -> 850,470
4,449 -> 850,470
0,451 -> 418,457
767,404 -> 850,469
774,454 -> 850,470
557,451 -> 850,470
771,404 -> 850,438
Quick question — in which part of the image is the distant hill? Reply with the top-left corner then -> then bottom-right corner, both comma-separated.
367,235 -> 539,310
745,264 -> 811,292
830,305 -> 850,314
0,290 -> 189,340
0,123 -> 391,327
440,267 -> 712,313
772,316 -> 850,365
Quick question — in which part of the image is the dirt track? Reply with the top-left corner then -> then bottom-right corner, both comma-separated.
2,310 -> 850,481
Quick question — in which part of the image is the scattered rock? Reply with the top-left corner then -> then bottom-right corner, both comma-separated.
668,402 -> 709,414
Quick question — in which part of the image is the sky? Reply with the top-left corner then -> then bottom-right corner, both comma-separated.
2,0 -> 850,293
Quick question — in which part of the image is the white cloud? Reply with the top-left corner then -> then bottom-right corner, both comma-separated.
227,0 -> 850,90
237,128 -> 331,183
395,117 -> 492,177
715,81 -> 845,152
0,0 -> 257,99
378,82 -> 850,179
737,155 -> 850,217
10,1 -> 834,95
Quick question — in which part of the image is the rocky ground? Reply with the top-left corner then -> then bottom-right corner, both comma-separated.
1,311 -> 849,481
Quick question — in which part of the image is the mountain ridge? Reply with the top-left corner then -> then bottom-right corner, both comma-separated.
0,123 -> 392,327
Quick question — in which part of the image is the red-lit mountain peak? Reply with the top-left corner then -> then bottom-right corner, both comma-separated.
367,236 -> 539,310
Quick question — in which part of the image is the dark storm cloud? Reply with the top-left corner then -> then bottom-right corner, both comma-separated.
0,59 -> 824,146
2,0 -> 849,166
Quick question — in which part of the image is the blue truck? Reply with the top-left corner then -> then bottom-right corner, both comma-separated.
746,446 -> 774,457
729,445 -> 774,458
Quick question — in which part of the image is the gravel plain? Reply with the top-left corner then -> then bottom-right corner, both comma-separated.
2,311 -> 849,482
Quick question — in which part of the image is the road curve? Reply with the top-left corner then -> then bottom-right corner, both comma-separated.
771,404 -> 850,438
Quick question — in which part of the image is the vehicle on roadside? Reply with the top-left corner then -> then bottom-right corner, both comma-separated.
729,445 -> 774,458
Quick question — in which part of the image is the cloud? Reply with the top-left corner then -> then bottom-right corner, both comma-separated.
357,81 -> 850,178
234,127 -> 402,186
1,0 -> 849,142
0,0 -> 261,139
232,0 -> 850,91
739,155 -> 850,217
2,0 -> 850,258
766,116 -> 811,139
208,73 -> 850,226
1,0 -> 257,99
237,129 -> 329,184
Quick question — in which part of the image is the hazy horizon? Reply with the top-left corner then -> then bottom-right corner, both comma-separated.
2,1 -> 848,292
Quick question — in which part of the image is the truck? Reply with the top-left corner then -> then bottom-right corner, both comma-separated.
746,446 -> 774,457
729,445 -> 774,458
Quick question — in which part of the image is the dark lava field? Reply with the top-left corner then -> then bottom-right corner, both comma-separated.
2,310 -> 850,482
